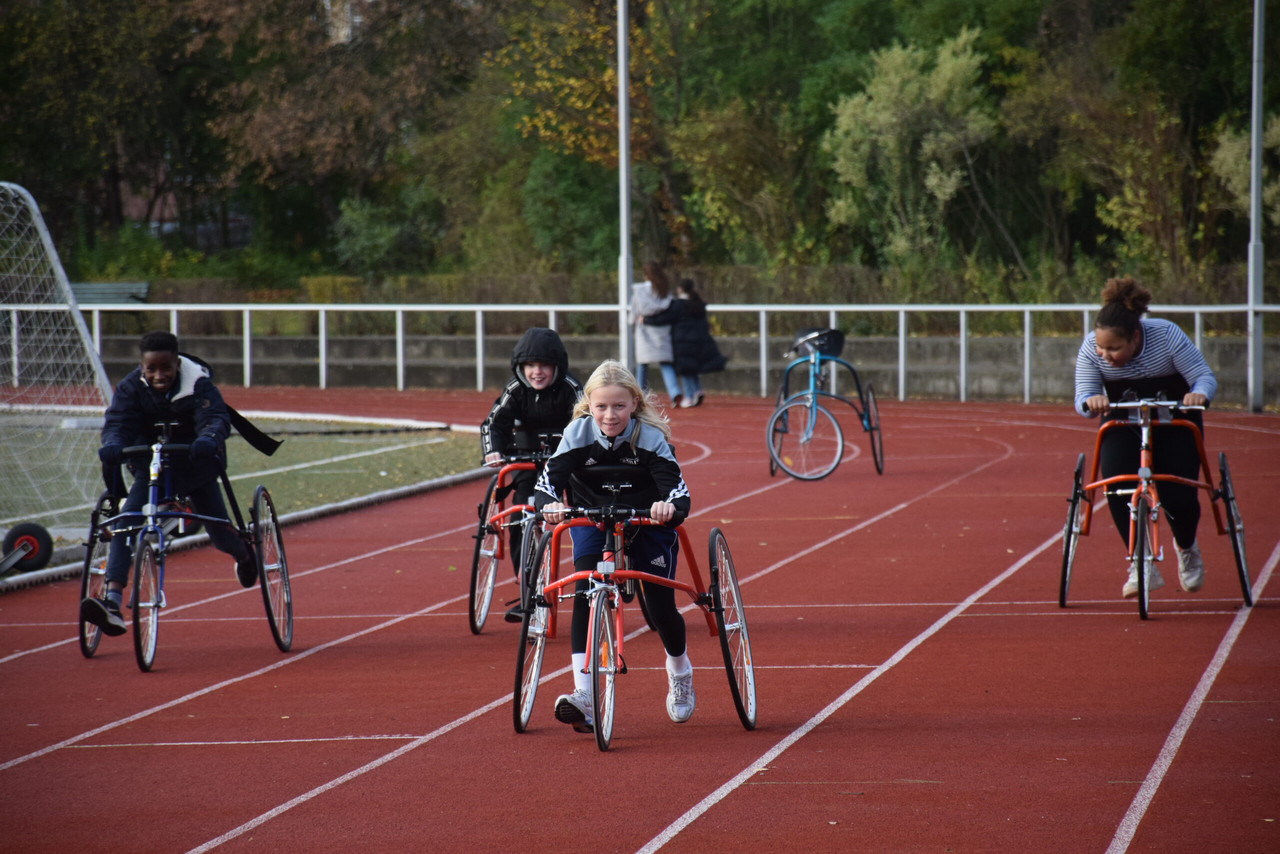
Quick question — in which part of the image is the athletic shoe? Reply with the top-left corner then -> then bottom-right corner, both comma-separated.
672,394 -> 683,408
236,554 -> 259,588
1176,541 -> 1205,592
554,689 -> 594,733
1121,561 -> 1164,599
679,397 -> 696,408
693,391 -> 705,407
666,670 -> 696,723
80,597 -> 127,637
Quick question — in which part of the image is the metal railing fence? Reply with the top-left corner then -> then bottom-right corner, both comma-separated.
6,301 -> 1277,405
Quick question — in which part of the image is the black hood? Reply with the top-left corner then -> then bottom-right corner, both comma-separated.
510,327 -> 570,387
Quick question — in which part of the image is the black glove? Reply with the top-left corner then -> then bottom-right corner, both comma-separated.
98,444 -> 123,466
189,436 -> 218,461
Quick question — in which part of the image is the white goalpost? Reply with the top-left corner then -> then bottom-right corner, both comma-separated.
0,182 -> 113,558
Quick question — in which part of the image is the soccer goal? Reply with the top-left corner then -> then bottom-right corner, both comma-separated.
1,182 -> 113,557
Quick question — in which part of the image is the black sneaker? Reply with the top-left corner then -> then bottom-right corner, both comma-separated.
236,554 -> 259,588
80,597 -> 127,637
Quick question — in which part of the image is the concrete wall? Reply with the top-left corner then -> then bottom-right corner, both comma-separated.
99,333 -> 1278,410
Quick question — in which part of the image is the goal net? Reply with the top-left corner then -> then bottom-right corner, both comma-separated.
0,182 -> 113,535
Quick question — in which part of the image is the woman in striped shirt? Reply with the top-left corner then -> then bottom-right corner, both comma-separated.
1073,277 -> 1218,599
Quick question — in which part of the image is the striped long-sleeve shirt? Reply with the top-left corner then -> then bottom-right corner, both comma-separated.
1073,318 -> 1217,417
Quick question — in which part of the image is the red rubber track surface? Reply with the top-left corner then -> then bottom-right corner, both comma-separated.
2,388 -> 1277,853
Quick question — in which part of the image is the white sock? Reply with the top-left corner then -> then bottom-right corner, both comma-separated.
571,653 -> 590,692
666,651 -> 692,678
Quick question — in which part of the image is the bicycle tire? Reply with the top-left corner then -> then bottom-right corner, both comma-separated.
469,474 -> 501,635
514,530 -> 554,733
864,383 -> 884,475
767,382 -> 788,477
589,589 -> 618,752
516,511 -> 542,614
254,485 -> 293,652
78,492 -> 114,658
1218,452 -> 1251,607
1059,454 -> 1085,609
1134,495 -> 1152,620
131,534 -> 161,672
709,528 -> 757,729
765,396 -> 844,481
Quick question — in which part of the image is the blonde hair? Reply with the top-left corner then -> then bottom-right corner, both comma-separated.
573,359 -> 672,442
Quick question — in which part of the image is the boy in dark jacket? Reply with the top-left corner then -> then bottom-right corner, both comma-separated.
80,331 -> 261,636
479,327 -> 581,620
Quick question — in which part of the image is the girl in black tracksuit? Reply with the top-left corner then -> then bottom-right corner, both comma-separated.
534,360 -> 696,732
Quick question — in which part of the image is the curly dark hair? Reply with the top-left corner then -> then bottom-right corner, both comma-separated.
1095,277 -> 1151,338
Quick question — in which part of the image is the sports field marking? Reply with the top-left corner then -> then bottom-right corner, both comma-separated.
1,446 -> 788,772
1106,540 -> 1277,854
176,437 -> 1015,852
225,436 -> 447,481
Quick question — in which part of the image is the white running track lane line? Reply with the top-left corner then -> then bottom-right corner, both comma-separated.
1,454 -> 788,767
0,519 -> 479,666
176,439 -> 1017,852
1106,540 -> 1278,854
637,535 -> 1275,853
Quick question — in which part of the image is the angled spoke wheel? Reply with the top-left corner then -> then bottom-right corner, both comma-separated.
765,395 -> 844,481
1059,454 -> 1085,609
589,589 -> 618,752
469,474 -> 501,634
767,382 -> 788,477
1218,452 -> 1251,606
131,534 -> 161,672
863,383 -> 884,475
254,485 -> 293,652
78,492 -> 115,658
517,511 -> 542,614
709,528 -> 756,729
1134,496 -> 1153,621
514,530 -> 554,733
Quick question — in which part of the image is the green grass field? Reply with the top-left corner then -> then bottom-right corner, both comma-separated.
224,420 -> 481,516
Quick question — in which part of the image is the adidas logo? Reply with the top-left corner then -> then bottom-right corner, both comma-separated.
585,457 -> 597,466
650,555 -> 666,569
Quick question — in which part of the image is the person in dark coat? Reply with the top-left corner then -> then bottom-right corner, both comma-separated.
640,279 -> 727,407
81,330 -> 271,637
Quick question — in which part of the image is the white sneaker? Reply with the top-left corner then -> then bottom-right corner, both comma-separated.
553,689 -> 594,733
666,670 -> 696,723
1176,541 -> 1205,592
1122,561 -> 1165,599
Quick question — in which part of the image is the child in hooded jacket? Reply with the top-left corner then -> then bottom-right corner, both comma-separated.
480,327 -> 581,620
